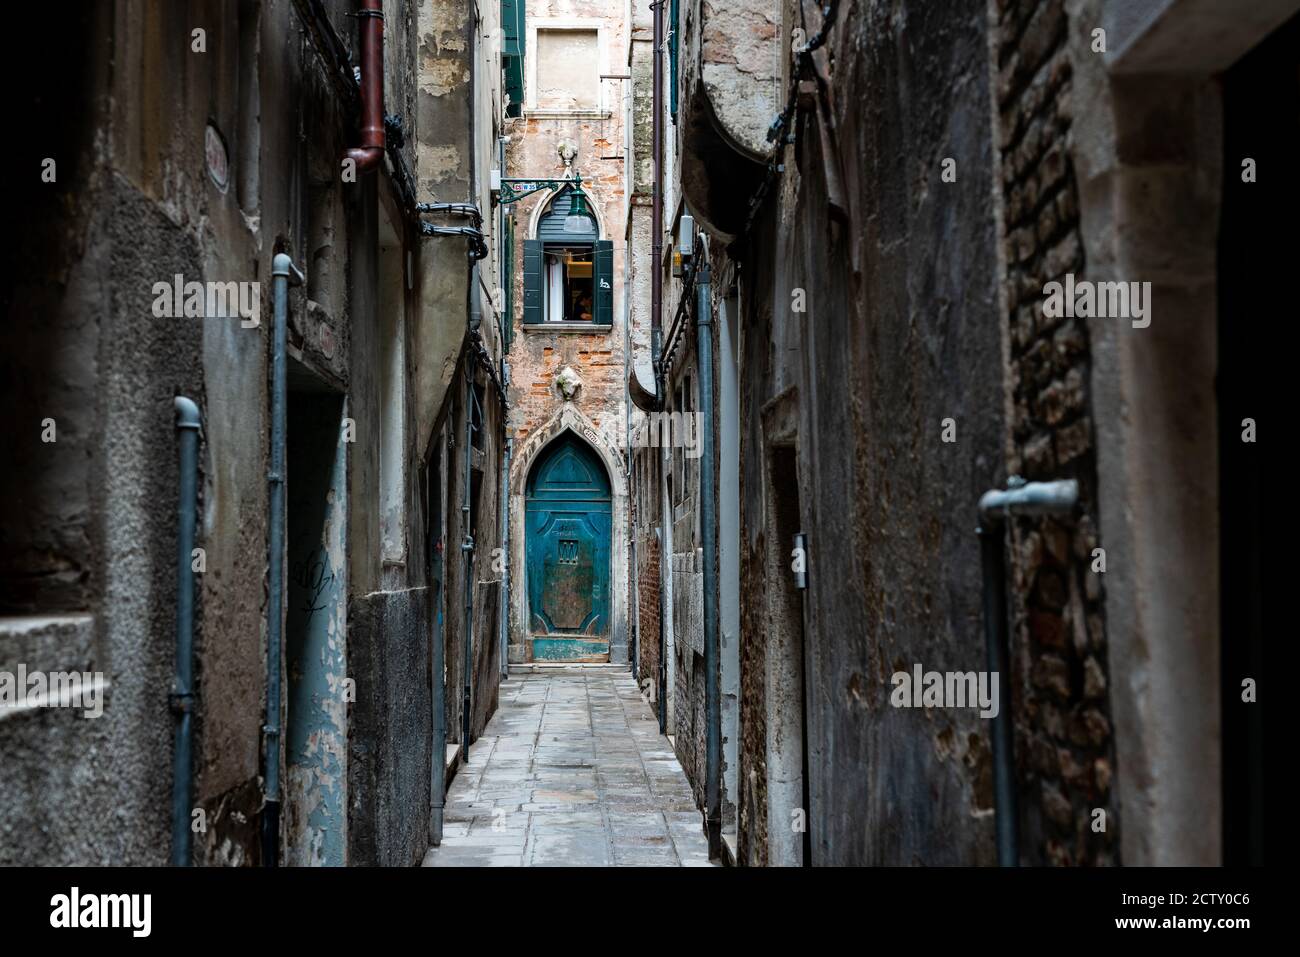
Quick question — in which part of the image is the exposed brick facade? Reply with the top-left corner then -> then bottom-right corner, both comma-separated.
994,0 -> 1119,866
502,0 -> 632,664
508,337 -> 623,445
736,566 -> 768,866
637,535 -> 661,691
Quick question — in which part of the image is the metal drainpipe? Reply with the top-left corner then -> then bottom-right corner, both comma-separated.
431,438 -> 449,848
431,598 -> 447,845
342,0 -> 385,174
976,476 -> 1078,867
651,0 -> 664,380
263,252 -> 303,867
656,526 -> 666,733
500,438 -> 512,679
695,258 -> 721,858
629,539 -> 638,675
461,364 -> 477,758
623,237 -> 638,679
651,0 -> 667,736
171,396 -> 201,867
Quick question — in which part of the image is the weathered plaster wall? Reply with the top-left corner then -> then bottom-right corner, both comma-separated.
674,0 -> 776,236
415,0 -> 476,448
695,1 -> 782,156
0,0 -> 442,867
725,0 -> 1007,865
0,178 -> 206,865
346,586 -> 432,866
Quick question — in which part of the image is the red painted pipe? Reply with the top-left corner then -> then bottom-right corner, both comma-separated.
343,0 -> 385,173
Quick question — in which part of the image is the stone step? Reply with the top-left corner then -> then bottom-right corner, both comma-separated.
0,614 -> 104,722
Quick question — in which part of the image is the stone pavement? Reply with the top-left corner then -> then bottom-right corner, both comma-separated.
422,666 -> 716,867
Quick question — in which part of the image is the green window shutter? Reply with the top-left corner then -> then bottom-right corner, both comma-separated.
595,240 -> 613,326
502,0 -> 526,117
501,0 -> 522,55
523,239 -> 542,325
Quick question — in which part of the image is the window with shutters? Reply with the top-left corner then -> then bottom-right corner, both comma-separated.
522,186 -> 613,329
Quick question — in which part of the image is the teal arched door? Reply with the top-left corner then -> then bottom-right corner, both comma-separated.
525,432 -> 612,661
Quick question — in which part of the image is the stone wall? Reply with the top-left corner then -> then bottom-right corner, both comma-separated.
0,0 -> 499,867
347,588 -> 433,866
726,0 -> 1008,865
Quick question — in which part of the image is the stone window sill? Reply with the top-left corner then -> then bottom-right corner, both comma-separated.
523,322 -> 613,334
525,108 -> 612,120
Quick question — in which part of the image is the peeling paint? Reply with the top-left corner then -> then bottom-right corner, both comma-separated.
420,56 -> 468,96
284,398 -> 348,867
420,144 -> 463,179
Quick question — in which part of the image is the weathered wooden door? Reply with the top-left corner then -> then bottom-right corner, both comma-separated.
525,433 -> 611,661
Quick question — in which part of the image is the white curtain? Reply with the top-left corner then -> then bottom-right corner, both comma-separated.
546,257 -> 564,322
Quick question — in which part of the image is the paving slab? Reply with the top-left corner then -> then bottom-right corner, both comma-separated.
422,668 -> 717,868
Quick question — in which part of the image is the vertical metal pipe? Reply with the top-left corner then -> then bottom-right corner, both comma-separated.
263,252 -> 302,867
630,537 -> 638,673
171,396 -> 201,867
461,365 -> 476,757
695,261 -> 721,858
650,0 -> 664,378
500,437 -> 512,679
978,524 -> 1018,867
975,478 -> 1075,866
624,236 -> 638,677
342,0 -> 385,173
656,526 -> 666,734
431,440 -> 448,847
431,587 -> 446,845
650,0 -> 668,738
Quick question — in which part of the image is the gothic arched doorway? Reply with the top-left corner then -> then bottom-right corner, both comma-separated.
524,431 -> 612,661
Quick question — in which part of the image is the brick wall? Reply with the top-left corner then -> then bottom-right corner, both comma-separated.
737,513 -> 768,867
994,0 -> 1118,866
503,0 -> 630,451
503,3 -> 632,659
637,534 -> 661,691
507,337 -> 623,444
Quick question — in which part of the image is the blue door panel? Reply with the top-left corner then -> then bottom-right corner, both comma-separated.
525,434 -> 611,648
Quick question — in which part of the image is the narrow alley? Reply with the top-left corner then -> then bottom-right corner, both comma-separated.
423,667 -> 712,867
0,0 -> 1272,877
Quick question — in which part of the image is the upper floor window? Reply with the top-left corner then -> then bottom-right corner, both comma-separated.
522,187 -> 612,327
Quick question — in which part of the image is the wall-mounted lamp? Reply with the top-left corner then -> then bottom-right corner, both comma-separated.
563,182 -> 592,233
